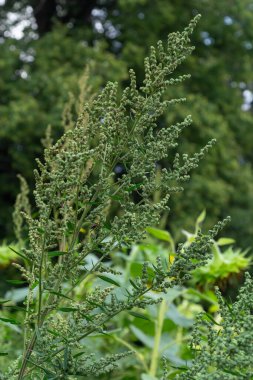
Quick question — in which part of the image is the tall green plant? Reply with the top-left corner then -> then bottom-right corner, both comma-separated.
0,16 -> 229,379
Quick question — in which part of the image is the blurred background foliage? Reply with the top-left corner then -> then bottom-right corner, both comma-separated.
1,0 -> 253,248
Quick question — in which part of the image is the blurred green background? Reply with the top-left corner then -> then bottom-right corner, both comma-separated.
1,0 -> 253,248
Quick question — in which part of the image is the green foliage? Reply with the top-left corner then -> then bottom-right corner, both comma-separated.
0,12 -> 252,380
163,273 -> 253,380
96,213 -> 249,379
1,0 -> 253,248
1,17 -> 228,380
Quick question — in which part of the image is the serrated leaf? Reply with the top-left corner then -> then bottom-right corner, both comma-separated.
129,311 -> 150,321
97,275 -> 120,287
146,227 -> 172,242
47,251 -> 67,258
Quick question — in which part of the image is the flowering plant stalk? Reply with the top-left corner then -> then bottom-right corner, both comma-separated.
0,16 -> 230,379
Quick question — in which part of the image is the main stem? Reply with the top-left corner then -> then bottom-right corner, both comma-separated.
149,298 -> 167,377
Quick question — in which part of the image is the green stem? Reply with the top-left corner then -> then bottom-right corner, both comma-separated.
149,298 -> 167,377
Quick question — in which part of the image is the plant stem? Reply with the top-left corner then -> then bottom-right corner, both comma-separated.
149,298 -> 167,377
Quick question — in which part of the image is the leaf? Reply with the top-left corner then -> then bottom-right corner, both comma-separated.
196,209 -> 206,225
6,280 -> 27,285
0,317 -> 20,325
3,305 -> 26,312
222,368 -> 243,376
204,312 -> 221,326
37,227 -> 45,235
8,246 -> 30,262
187,288 -> 217,304
130,325 -> 154,348
126,182 -> 143,192
217,238 -> 235,246
0,299 -> 11,304
63,346 -> 69,371
47,251 -> 67,258
58,307 -> 77,312
97,275 -> 120,287
31,280 -> 39,290
141,374 -> 158,380
47,290 -> 72,300
47,329 -> 60,337
129,279 -> 139,290
146,227 -> 172,242
0,353 -> 8,356
73,351 -> 86,358
129,311 -> 150,321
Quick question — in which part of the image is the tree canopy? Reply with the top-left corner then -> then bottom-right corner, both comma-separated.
1,0 -> 253,247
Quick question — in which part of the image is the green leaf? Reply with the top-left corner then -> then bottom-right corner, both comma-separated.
8,246 -> 30,262
58,307 -> 77,312
196,209 -> 206,225
130,325 -> 154,348
6,279 -> 26,285
146,227 -> 172,242
31,280 -> 39,290
0,317 -> 20,325
141,374 -> 158,380
0,352 -> 8,356
73,351 -> 86,358
126,182 -> 143,192
204,312 -> 221,326
217,238 -> 235,246
47,329 -> 60,337
97,275 -> 120,287
129,279 -> 139,290
47,251 -> 67,258
47,290 -> 72,300
222,369 -> 243,376
3,305 -> 25,312
0,299 -> 11,304
129,311 -> 150,321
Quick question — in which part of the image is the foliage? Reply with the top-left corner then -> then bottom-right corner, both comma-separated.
162,273 -> 253,380
1,1 -> 253,248
89,213 -> 249,379
0,17 -> 230,379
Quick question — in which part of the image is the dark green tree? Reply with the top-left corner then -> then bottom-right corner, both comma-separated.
1,0 -> 253,247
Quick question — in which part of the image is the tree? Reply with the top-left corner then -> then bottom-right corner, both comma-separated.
1,0 -> 253,247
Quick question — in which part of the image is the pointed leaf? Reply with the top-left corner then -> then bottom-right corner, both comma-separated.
47,290 -> 72,300
6,280 -> 26,285
48,251 -> 67,258
9,246 -> 30,262
146,227 -> 172,242
217,238 -> 235,246
129,311 -> 150,321
196,209 -> 206,225
0,317 -> 20,325
97,275 -> 120,287
58,307 -> 77,312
